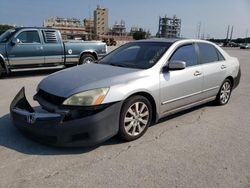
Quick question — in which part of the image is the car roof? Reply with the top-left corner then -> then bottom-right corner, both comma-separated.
134,38 -> 220,46
13,27 -> 57,31
136,38 -> 181,44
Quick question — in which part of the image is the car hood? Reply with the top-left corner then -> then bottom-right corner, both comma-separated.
38,63 -> 142,98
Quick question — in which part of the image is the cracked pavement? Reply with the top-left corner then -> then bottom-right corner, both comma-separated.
0,48 -> 250,188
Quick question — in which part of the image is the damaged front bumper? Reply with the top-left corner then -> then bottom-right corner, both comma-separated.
10,87 -> 122,147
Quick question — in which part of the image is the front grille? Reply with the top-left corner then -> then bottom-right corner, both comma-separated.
37,89 -> 65,105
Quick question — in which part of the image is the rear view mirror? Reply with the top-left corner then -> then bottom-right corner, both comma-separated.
11,38 -> 20,46
168,60 -> 186,70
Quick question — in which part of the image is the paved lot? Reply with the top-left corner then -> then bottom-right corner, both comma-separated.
0,48 -> 249,188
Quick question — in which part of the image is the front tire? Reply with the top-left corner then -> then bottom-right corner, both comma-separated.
118,96 -> 152,141
79,54 -> 96,65
215,79 -> 232,105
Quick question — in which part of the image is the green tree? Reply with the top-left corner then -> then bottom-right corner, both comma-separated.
0,24 -> 14,31
133,29 -> 147,40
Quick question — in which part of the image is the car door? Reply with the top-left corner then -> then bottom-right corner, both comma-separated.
197,42 -> 227,99
42,30 -> 64,65
160,43 -> 203,114
6,29 -> 44,65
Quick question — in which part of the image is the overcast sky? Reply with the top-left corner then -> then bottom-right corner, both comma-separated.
1,0 -> 249,39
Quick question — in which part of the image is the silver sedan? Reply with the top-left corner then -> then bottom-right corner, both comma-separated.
10,39 -> 241,146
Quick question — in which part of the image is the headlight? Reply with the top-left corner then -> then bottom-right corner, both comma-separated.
63,88 -> 109,106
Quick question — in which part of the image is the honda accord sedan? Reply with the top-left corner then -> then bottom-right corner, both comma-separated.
10,39 -> 241,146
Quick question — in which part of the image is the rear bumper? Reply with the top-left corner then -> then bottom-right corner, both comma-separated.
233,67 -> 241,89
10,88 -> 122,147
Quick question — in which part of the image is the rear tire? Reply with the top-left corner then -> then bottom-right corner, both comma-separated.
118,95 -> 152,141
79,54 -> 96,65
0,63 -> 5,78
215,79 -> 232,105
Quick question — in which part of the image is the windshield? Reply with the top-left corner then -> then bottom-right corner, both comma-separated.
99,42 -> 172,69
0,29 -> 17,43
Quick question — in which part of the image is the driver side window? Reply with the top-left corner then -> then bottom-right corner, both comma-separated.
16,31 -> 41,44
170,44 -> 197,67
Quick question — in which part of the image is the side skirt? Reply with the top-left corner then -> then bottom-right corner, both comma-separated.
157,96 -> 216,121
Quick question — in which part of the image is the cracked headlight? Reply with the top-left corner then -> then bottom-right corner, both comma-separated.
63,88 -> 109,106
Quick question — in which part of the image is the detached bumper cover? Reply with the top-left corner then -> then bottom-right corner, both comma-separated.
10,87 -> 122,147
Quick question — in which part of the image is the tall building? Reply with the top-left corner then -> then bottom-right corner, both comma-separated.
94,5 -> 109,36
157,15 -> 181,38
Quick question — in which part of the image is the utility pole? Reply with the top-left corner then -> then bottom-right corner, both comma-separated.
230,25 -> 234,41
245,29 -> 249,44
226,25 -> 230,42
197,22 -> 201,39
202,23 -> 205,40
88,4 -> 91,19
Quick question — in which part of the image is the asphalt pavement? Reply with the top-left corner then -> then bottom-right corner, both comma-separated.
0,48 -> 249,188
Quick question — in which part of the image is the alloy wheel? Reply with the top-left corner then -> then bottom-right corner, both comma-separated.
220,81 -> 231,104
124,102 -> 149,136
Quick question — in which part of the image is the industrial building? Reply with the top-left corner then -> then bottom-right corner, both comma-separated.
84,18 -> 94,40
129,26 -> 141,35
157,15 -> 181,38
43,17 -> 81,28
43,17 -> 87,40
109,20 -> 126,36
94,5 -> 109,36
42,6 -> 134,41
84,19 -> 94,34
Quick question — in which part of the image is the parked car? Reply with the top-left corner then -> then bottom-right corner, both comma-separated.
10,39 -> 241,147
216,43 -> 223,47
0,27 -> 107,77
240,43 -> 250,49
227,41 -> 240,47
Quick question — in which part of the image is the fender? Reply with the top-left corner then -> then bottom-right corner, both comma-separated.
79,50 -> 98,60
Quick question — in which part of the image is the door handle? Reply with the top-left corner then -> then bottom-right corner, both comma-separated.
36,46 -> 43,50
194,71 -> 202,76
221,64 -> 227,69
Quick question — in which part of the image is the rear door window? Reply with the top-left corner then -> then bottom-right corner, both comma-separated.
217,50 -> 225,61
170,44 -> 198,67
43,30 -> 59,43
197,43 -> 223,63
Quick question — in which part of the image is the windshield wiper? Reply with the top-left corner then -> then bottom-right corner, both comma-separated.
101,62 -> 142,69
108,63 -> 128,67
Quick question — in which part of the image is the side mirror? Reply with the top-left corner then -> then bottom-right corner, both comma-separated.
11,38 -> 20,46
168,60 -> 186,71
